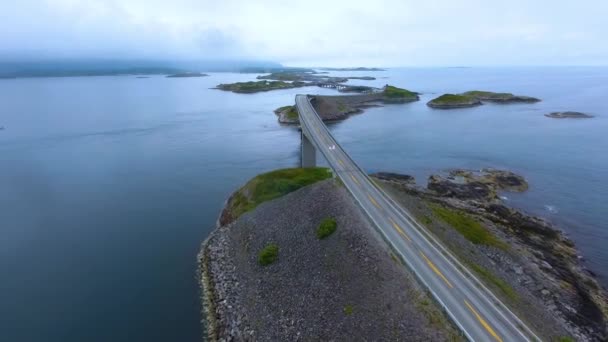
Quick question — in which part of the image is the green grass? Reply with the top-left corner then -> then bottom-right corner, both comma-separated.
285,106 -> 298,119
429,203 -> 508,250
429,93 -> 476,105
461,90 -> 514,99
343,305 -> 354,315
383,85 -> 418,99
468,263 -> 518,301
229,168 -> 332,220
555,337 -> 575,342
258,243 -> 279,266
317,218 -> 337,239
420,216 -> 433,225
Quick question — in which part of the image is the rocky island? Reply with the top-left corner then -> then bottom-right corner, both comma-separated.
215,80 -> 308,93
217,70 -> 378,94
166,72 -> 209,78
373,169 -> 608,341
274,85 -> 419,124
545,111 -> 594,119
427,94 -> 482,109
200,168 -> 461,341
428,90 -> 540,109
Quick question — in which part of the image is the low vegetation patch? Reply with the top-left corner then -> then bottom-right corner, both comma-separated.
461,90 -> 514,100
468,263 -> 518,301
317,218 -> 337,239
429,203 -> 508,250
383,85 -> 418,100
228,168 -> 332,221
429,94 -> 475,105
258,243 -> 279,266
343,305 -> 354,315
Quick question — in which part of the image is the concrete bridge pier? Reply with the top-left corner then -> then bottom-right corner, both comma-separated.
301,131 -> 316,167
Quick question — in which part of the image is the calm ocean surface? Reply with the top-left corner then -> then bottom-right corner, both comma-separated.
0,67 -> 606,341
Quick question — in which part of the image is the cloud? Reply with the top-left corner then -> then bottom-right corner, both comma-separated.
0,0 -> 606,66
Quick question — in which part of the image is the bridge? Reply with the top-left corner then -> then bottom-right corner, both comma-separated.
296,94 -> 540,342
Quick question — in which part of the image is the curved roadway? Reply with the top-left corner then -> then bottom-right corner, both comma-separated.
296,94 -> 540,342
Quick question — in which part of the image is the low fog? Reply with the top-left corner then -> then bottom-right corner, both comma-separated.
1,0 -> 607,66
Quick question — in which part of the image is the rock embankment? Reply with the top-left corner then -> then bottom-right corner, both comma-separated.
199,179 -> 461,341
546,111 -> 594,119
374,170 -> 608,341
273,86 -> 419,124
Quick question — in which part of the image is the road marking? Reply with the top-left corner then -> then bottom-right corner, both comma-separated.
367,194 -> 381,209
338,159 -> 345,166
464,300 -> 503,342
420,252 -> 453,288
388,218 -> 411,242
350,174 -> 360,185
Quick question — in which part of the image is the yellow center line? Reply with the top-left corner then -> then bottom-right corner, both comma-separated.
367,193 -> 381,209
350,174 -> 360,185
338,159 -> 344,166
388,218 -> 411,242
420,251 -> 453,288
464,300 -> 504,342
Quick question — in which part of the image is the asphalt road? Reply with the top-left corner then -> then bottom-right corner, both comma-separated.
296,94 -> 540,342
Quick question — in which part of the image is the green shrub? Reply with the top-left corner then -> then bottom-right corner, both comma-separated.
258,244 -> 279,266
343,305 -> 354,315
317,218 -> 337,239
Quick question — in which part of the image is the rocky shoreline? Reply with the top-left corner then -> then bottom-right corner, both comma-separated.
373,169 -> 608,341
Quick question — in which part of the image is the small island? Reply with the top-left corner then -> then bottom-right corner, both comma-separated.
428,90 -> 540,109
545,111 -> 594,119
215,80 -> 308,93
167,72 -> 209,78
427,94 -> 482,109
274,85 -> 419,124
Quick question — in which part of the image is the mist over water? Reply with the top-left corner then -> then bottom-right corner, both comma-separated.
0,67 -> 606,341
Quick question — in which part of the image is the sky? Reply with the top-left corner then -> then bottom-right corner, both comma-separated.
1,0 -> 607,67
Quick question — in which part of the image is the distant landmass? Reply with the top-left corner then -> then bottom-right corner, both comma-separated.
318,67 -> 385,71
0,59 -> 282,78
